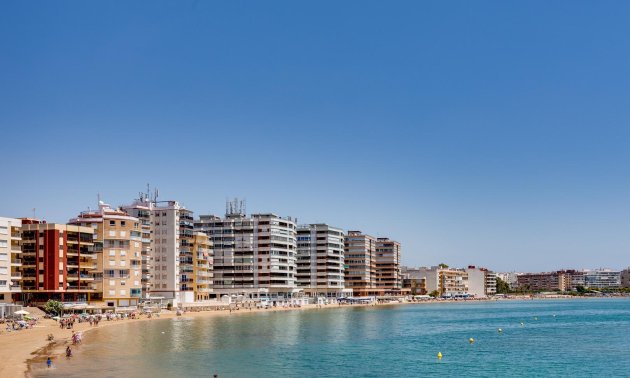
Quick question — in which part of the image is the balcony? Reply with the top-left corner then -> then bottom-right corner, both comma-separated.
11,272 -> 22,279
11,259 -> 22,266
10,284 -> 21,292
11,233 -> 21,240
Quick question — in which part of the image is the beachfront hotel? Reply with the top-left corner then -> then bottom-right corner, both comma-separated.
344,231 -> 377,296
0,217 -> 22,303
375,238 -> 402,292
296,224 -> 349,299
70,201 -> 142,308
17,220 -> 97,304
195,205 -> 299,301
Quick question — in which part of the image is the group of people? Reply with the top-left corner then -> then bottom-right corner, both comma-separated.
1,317 -> 38,332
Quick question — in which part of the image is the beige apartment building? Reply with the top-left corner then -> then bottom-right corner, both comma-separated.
404,266 -> 469,297
70,201 -> 142,308
18,220 -> 97,304
0,217 -> 22,303
375,237 -> 402,292
192,232 -> 213,301
296,224 -> 348,299
344,231 -> 377,296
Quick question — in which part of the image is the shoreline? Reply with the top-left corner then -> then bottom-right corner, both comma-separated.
6,296 -> 625,377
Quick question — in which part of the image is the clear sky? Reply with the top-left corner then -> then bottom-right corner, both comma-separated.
1,1 -> 629,272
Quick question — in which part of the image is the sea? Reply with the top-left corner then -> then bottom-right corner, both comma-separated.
32,298 -> 630,377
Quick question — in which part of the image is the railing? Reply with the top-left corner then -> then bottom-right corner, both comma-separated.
11,259 -> 21,265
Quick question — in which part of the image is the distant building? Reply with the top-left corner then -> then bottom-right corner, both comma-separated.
375,238 -> 402,292
517,271 -> 572,291
621,268 -> 630,289
296,224 -> 348,298
0,217 -> 22,303
404,266 -> 468,297
583,269 -> 621,289
496,272 -> 519,289
465,266 -> 496,298
344,231 -> 377,296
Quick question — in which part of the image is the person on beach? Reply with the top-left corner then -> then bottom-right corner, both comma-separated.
66,346 -> 72,358
47,357 -> 52,368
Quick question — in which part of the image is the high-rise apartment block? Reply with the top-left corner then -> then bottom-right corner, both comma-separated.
296,224 -> 347,298
70,201 -> 142,308
375,237 -> 402,291
19,220 -> 97,304
195,210 -> 298,300
122,196 -> 154,299
344,231 -> 377,296
0,217 -> 22,303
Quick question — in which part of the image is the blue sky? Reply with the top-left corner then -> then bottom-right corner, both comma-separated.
1,1 -> 629,272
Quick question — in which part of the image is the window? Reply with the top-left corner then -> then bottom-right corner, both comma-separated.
0,226 -> 7,235
121,221 -> 126,227
109,220 -> 116,226
0,254 -> 7,261
0,240 -> 7,248
0,267 -> 7,275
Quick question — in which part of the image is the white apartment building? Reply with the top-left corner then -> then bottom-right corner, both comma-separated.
0,217 -> 22,303
583,269 -> 621,289
195,211 -> 298,300
150,201 -> 194,305
122,196 -> 154,299
465,266 -> 496,298
296,224 -> 348,298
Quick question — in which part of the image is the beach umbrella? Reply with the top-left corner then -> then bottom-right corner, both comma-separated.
14,310 -> 30,315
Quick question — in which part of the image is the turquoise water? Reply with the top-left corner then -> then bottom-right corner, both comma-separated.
35,299 -> 630,377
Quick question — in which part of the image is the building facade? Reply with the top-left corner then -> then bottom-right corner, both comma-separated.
195,211 -> 298,300
296,224 -> 347,298
375,237 -> 402,292
192,232 -> 213,301
70,201 -> 142,308
19,221 -> 97,304
583,269 -> 621,289
621,267 -> 630,289
465,266 -> 496,298
516,271 -> 570,291
122,196 -> 154,299
0,217 -> 22,303
405,266 -> 469,297
344,231 -> 377,296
